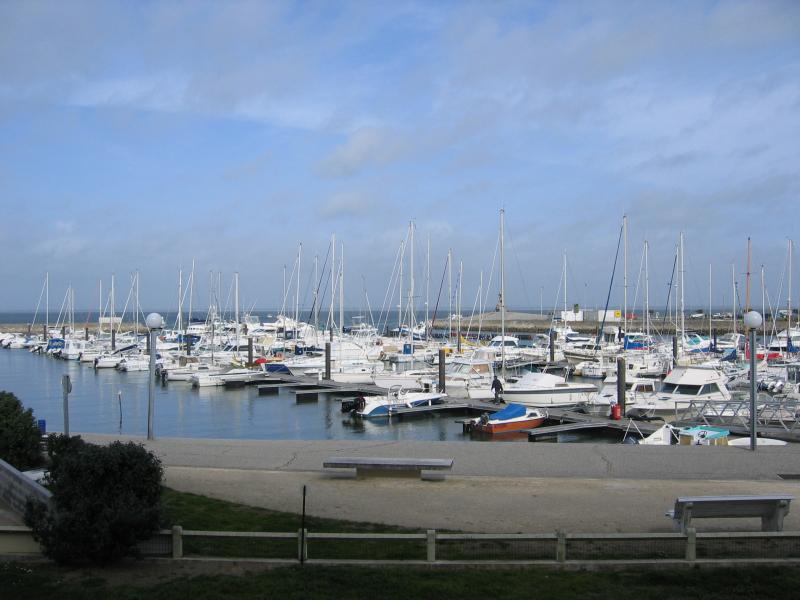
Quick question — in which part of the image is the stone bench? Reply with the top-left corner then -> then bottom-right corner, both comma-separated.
323,457 -> 454,481
666,494 -> 793,533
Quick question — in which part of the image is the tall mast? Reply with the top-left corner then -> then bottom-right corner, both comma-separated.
178,268 -> 183,332
789,239 -> 793,329
135,270 -> 139,338
448,248 -> 452,345
330,234 -> 335,340
623,214 -> 628,336
111,272 -> 116,336
745,237 -> 752,315
399,240 -> 404,332
98,278 -> 102,336
45,272 -> 49,338
458,259 -> 463,352
295,244 -> 302,343
426,234 -> 430,339
235,271 -> 240,351
339,243 -> 344,340
562,250 -> 567,316
500,208 -> 506,380
761,264 -> 767,345
409,221 -> 415,334
679,232 -> 685,345
645,241 -> 650,340
187,258 -> 195,334
731,263 -> 737,336
708,263 -> 712,342
315,254 -> 320,328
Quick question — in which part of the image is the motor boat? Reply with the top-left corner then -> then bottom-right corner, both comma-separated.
626,366 -> 731,419
502,371 -> 596,408
466,403 -> 546,434
352,387 -> 446,418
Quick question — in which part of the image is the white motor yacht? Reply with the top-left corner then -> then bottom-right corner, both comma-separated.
353,387 -> 446,418
502,371 -> 595,408
626,366 -> 731,419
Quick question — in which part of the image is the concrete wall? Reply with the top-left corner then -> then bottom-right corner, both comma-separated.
0,459 -> 52,518
0,526 -> 41,555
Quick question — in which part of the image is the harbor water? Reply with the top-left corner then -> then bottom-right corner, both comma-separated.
0,348 -> 617,443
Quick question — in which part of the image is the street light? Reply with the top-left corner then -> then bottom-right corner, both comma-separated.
145,312 -> 164,441
743,310 -> 763,451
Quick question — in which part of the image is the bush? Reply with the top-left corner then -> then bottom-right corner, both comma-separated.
24,439 -> 163,565
0,390 -> 43,470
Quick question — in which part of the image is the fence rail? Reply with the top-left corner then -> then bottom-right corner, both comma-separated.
3,526 -> 800,565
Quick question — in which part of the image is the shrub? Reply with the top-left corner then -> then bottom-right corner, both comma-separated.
0,390 -> 43,470
25,440 -> 163,565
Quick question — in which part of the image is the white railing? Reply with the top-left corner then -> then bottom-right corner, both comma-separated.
3,526 -> 800,565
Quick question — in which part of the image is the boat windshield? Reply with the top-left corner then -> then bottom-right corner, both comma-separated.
661,383 -> 701,395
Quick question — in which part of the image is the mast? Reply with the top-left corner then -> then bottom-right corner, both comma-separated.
448,248 -> 452,345
45,272 -> 49,339
458,259 -> 463,352
645,241 -> 650,340
745,237 -> 752,315
409,221 -> 415,336
500,208 -> 506,380
98,278 -> 102,336
789,239 -> 793,330
623,214 -> 628,337
188,258 -> 195,336
135,270 -> 139,338
339,243 -> 344,341
111,272 -> 116,338
330,234 -> 335,341
399,240 -> 404,333
708,263 -> 712,342
426,234 -> 430,339
731,263 -> 737,336
295,244 -> 301,344
314,254 -> 319,333
761,264 -> 766,347
235,271 -> 240,352
679,232 -> 685,348
178,268 -> 183,332
562,250 -> 567,316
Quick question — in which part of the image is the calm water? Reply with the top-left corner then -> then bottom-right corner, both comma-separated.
0,348 -> 482,442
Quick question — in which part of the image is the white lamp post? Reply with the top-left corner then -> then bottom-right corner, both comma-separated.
743,310 -> 763,451
145,312 -> 164,441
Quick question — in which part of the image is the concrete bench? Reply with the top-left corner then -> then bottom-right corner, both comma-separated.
666,494 -> 793,533
323,457 -> 454,481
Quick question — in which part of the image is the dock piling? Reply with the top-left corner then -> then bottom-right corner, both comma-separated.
324,342 -> 331,380
617,356 -> 626,413
438,349 -> 446,393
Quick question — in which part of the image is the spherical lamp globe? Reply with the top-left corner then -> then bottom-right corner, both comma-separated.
145,312 -> 164,330
743,310 -> 762,330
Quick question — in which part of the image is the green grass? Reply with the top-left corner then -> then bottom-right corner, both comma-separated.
5,562 -> 800,600
160,487 -> 425,559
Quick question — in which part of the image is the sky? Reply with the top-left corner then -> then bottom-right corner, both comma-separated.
0,0 -> 798,315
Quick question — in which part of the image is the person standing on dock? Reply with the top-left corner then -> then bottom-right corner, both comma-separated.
491,376 -> 504,404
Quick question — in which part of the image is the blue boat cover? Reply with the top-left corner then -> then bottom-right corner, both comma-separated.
492,403 -> 527,420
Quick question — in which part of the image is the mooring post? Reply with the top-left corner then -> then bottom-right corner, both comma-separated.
712,328 -> 718,352
438,348 -> 446,393
549,330 -> 556,363
672,335 -> 678,360
324,342 -> 331,380
43,324 -> 47,342
617,356 -> 626,414
61,325 -> 66,339
111,328 -> 116,351
248,336 -> 254,365
84,327 -> 89,341
27,323 -> 32,336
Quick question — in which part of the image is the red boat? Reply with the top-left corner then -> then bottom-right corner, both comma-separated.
469,403 -> 547,434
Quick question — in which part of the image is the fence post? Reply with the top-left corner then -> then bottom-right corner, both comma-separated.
171,525 -> 183,559
426,529 -> 436,562
685,527 -> 696,562
556,530 -> 566,562
297,528 -> 308,562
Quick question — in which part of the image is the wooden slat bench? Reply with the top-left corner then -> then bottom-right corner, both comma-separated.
323,457 -> 454,481
666,494 -> 794,533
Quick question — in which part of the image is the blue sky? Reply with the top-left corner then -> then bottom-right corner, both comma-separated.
0,0 -> 798,313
